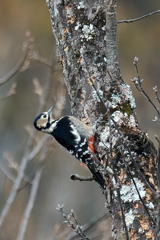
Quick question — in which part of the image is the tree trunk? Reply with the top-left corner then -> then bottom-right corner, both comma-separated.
48,0 -> 157,239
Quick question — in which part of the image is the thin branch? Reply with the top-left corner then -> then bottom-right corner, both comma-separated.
0,162 -> 15,182
0,83 -> 17,100
0,52 -> 53,229
70,174 -> 94,182
132,57 -> 160,117
16,148 -> 48,240
18,152 -> 50,191
118,9 -> 160,24
0,43 -> 29,86
57,205 -> 89,240
3,151 -> 30,183
27,135 -> 49,161
30,51 -> 52,68
153,86 -> 160,105
0,235 -> 11,240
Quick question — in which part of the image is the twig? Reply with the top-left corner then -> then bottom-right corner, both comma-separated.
70,174 -> 94,182
18,151 -> 50,191
153,86 -> 160,104
0,83 -> 17,100
63,213 -> 110,240
0,162 -> 15,182
16,148 -> 48,240
0,41 -> 29,86
3,151 -> 30,183
0,51 -> 52,229
0,235 -> 11,240
30,51 -> 52,68
131,57 -> 160,117
27,135 -> 49,161
118,9 -> 160,24
57,205 -> 89,240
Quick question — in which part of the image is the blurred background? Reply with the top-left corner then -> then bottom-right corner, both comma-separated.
0,0 -> 160,239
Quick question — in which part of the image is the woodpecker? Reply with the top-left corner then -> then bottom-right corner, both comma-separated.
34,106 -> 104,189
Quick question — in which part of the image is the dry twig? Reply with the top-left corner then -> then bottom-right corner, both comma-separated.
118,9 -> 160,24
57,205 -> 89,240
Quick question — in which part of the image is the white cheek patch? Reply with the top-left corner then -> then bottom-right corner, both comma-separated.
44,120 -> 58,133
37,118 -> 48,128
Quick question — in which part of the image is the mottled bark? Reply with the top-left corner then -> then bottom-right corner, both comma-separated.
48,0 -> 157,239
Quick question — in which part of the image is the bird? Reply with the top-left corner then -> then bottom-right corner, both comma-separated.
33,106 -> 104,189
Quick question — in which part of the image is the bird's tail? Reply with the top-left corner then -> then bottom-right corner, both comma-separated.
87,136 -> 105,189
87,159 -> 105,189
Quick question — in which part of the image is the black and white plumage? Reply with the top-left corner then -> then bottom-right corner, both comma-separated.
33,106 -> 104,188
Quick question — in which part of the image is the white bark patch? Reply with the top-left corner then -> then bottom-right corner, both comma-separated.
128,115 -> 137,128
110,94 -> 121,108
112,111 -> 125,124
92,89 -> 103,102
125,209 -> 135,229
77,1 -> 85,9
146,202 -> 154,209
75,22 -> 81,30
99,126 -> 110,148
120,178 -> 146,203
53,1 -> 59,16
120,84 -> 136,109
81,24 -> 94,41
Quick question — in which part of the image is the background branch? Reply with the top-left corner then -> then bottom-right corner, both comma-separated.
118,9 -> 160,24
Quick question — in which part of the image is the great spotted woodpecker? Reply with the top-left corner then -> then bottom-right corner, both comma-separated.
34,106 -> 104,188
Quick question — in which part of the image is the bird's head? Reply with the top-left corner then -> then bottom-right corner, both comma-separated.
34,106 -> 55,133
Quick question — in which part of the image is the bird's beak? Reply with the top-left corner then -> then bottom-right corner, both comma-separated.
47,106 -> 54,117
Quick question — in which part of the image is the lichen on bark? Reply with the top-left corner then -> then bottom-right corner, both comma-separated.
48,0 -> 158,239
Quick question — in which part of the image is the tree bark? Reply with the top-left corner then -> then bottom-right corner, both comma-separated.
48,0 -> 157,239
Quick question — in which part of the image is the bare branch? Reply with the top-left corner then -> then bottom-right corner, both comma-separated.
27,135 -> 49,161
153,85 -> 160,104
132,57 -> 160,117
28,50 -> 52,68
118,9 -> 160,24
16,147 -> 48,240
0,162 -> 15,182
0,52 -> 53,229
0,41 -> 29,86
57,205 -> 89,240
0,82 -> 17,100
0,234 -> 11,240
70,174 -> 94,182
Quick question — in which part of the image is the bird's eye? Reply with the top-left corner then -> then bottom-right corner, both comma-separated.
43,115 -> 47,118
